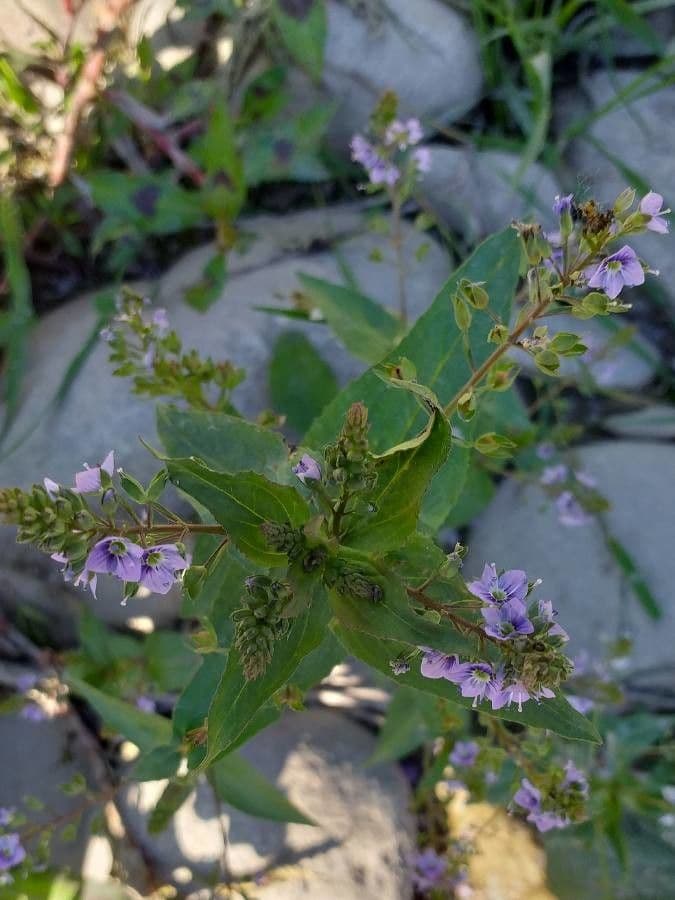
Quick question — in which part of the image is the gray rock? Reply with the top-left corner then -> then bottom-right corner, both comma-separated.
0,203 -> 449,631
510,312 -> 657,391
604,403 -> 675,439
118,708 -> 414,898
0,710 -> 99,873
320,0 -> 482,151
0,0 -> 96,53
417,147 -> 560,239
558,70 -> 675,311
468,441 -> 675,681
606,11 -> 675,59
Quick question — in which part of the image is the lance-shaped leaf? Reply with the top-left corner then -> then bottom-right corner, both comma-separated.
202,585 -> 331,768
211,753 -> 314,825
165,458 -> 310,566
342,406 -> 450,552
368,687 -> 444,765
157,405 -> 288,479
329,557 -> 477,657
271,0 -> 327,80
332,626 -> 601,744
297,273 -> 402,365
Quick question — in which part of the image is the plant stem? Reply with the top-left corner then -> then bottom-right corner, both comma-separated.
390,192 -> 408,322
407,586 -> 492,645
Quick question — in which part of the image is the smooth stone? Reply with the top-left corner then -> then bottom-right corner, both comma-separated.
417,147 -> 560,239
0,203 -> 448,630
468,441 -> 675,678
0,711 -> 99,873
118,708 -> 414,898
510,313 -> 657,391
604,404 -> 675,439
558,70 -> 675,311
286,0 -> 482,154
606,11 -> 675,58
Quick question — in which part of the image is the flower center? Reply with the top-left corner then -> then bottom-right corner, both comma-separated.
109,539 -> 127,556
606,260 -> 622,273
145,550 -> 163,567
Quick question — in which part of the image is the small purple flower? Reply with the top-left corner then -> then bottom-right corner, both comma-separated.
555,491 -> 592,527
563,761 -> 588,794
0,834 -> 25,871
74,450 -> 115,493
73,568 -> 98,598
639,191 -> 669,234
419,648 -> 469,682
529,810 -> 569,832
99,327 -> 114,343
139,544 -> 188,595
86,536 -> 144,582
292,454 -> 321,484
458,662 -> 505,708
409,848 -> 447,892
467,563 -> 528,605
0,809 -> 15,827
385,118 -> 423,149
369,159 -> 400,186
151,307 -> 170,335
536,442 -> 555,461
537,599 -> 569,642
567,694 -> 594,715
450,740 -> 479,768
412,147 -> 432,175
20,703 -> 46,723
553,194 -> 573,215
43,477 -> 60,499
575,470 -> 597,489
587,245 -> 645,299
514,778 -> 541,812
350,134 -> 377,168
136,695 -> 156,714
481,599 -> 534,641
540,464 -> 568,486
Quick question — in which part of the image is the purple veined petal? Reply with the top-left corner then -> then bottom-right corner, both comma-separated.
86,541 -> 116,573
467,562 -> 497,601
620,256 -> 645,288
639,191 -> 664,216
139,564 -> 175,595
587,262 -> 606,290
549,622 -> 570,642
113,552 -> 143,583
101,451 -> 115,476
0,833 -> 26,870
505,681 -> 531,712
499,569 -> 528,603
292,454 -> 321,484
563,761 -> 588,793
449,740 -> 479,768
528,810 -> 569,832
51,551 -> 69,565
514,778 -> 541,812
647,215 -> 669,234
603,268 -> 624,299
420,649 -> 461,680
43,477 -> 60,499
75,466 -> 102,493
143,544 -> 187,572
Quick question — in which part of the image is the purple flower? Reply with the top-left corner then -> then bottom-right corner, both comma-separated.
555,491 -> 592,527
458,662 -> 505,708
412,147 -> 432,175
567,694 -> 594,715
151,307 -> 170,335
409,848 -> 447,892
369,159 -> 400,186
575,470 -> 597,489
587,245 -> 645,299
450,740 -> 479,768
350,134 -> 377,168
385,118 -> 423,149
553,194 -> 573,215
136,695 -> 156,714
529,810 -> 569,832
467,563 -> 528,605
292,454 -> 321,484
16,674 -> 37,693
540,464 -> 568,486
99,327 -> 114,343
563,761 -> 588,794
536,442 -> 555,460
86,537 -> 144,582
419,648 -> 470,682
514,778 -> 541,812
537,599 -> 569,642
139,544 -> 187,594
20,703 -> 46,723
481,599 -> 534,641
639,191 -> 669,234
0,809 -> 15,827
74,450 -> 115,493
43,477 -> 60,499
73,568 -> 98,598
0,834 -> 25,871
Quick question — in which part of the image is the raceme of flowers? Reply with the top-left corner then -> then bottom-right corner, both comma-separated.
350,116 -> 431,188
512,761 -> 589,832
418,563 -> 571,713
539,461 -> 599,528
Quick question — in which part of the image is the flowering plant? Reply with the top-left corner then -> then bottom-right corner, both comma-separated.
0,178 -> 669,888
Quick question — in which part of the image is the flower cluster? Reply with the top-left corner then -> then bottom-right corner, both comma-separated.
101,291 -> 245,412
538,453 -> 607,528
513,761 -> 588,832
408,846 -> 472,898
350,116 -> 430,189
0,809 -> 25,883
419,564 -> 572,712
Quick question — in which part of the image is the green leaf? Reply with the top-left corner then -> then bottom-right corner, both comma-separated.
297,273 -> 402,365
157,405 -> 288,479
184,253 -> 228,312
288,628 -> 344,692
306,229 -> 527,453
332,626 -> 601,744
420,441 -> 471,531
242,105 -> 332,186
368,687 -> 442,765
343,409 -> 451,552
211,752 -> 314,824
145,632 -> 199,692
605,532 -> 662,620
133,744 -> 182,782
203,585 -> 331,767
269,332 -> 338,436
165,458 -> 310,566
271,0 -> 327,80
65,674 -> 172,752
